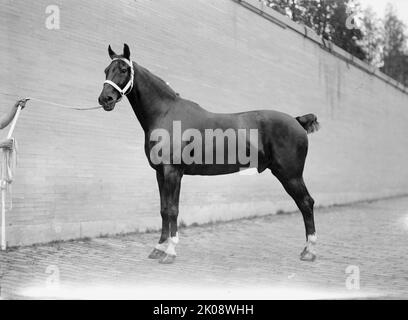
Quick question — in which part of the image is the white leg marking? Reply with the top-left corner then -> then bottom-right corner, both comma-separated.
306,233 -> 317,254
165,232 -> 179,256
155,240 -> 168,252
307,233 -> 317,244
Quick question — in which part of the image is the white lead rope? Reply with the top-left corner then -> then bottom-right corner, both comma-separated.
0,91 -> 103,111
27,97 -> 102,111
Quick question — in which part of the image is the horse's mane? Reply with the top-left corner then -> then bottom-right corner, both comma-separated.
137,64 -> 178,100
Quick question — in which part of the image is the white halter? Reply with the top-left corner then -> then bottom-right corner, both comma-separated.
104,58 -> 134,100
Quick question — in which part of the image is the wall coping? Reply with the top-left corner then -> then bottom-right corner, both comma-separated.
233,0 -> 408,95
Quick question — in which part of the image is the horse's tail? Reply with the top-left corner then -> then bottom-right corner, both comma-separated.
295,114 -> 320,134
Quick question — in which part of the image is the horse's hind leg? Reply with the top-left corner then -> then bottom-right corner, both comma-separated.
272,169 -> 317,261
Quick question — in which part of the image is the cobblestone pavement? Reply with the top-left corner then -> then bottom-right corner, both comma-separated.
0,196 -> 407,299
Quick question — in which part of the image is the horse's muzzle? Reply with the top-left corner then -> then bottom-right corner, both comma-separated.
98,95 -> 116,111
102,104 -> 115,111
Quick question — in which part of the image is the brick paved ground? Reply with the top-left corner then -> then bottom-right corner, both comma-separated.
0,196 -> 407,300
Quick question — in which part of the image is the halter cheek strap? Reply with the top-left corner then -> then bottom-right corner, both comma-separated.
104,58 -> 134,99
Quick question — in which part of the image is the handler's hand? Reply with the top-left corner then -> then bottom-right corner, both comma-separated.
0,138 -> 14,151
14,98 -> 29,110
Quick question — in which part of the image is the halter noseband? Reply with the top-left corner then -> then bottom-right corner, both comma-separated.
103,58 -> 134,100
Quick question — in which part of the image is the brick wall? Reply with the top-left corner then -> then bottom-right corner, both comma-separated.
1,0 -> 407,246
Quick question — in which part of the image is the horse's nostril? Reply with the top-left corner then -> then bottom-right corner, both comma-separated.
98,95 -> 114,105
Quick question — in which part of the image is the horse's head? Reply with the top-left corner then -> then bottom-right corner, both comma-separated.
98,43 -> 134,111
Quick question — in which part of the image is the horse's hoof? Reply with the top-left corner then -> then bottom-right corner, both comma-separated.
300,247 -> 316,262
148,248 -> 166,259
158,254 -> 176,264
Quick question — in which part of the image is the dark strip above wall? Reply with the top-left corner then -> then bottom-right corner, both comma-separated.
232,0 -> 408,95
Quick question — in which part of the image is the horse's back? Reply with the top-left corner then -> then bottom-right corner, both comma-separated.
173,99 -> 302,132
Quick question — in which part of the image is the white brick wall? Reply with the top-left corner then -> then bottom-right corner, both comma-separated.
0,0 -> 407,246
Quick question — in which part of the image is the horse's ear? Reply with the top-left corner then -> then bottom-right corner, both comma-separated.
108,45 -> 116,59
123,43 -> 130,60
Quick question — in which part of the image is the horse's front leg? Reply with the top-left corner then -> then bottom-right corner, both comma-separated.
148,169 -> 169,259
158,165 -> 183,264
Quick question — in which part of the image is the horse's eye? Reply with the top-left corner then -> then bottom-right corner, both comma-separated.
121,69 -> 127,73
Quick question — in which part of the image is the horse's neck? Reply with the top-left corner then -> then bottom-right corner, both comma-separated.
127,63 -> 172,132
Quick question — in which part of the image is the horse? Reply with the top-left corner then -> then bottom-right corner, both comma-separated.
98,44 -> 320,264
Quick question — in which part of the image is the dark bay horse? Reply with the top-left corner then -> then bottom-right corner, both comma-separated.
98,44 -> 320,264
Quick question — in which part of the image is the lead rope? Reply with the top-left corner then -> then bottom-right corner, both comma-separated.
0,91 -> 103,111
27,97 -> 102,111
